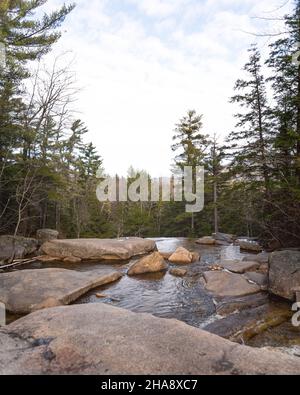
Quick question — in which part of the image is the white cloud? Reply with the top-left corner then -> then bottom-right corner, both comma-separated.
128,0 -> 188,18
41,0 -> 293,176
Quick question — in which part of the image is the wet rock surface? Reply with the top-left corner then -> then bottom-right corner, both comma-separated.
215,293 -> 269,316
169,268 -> 188,277
1,303 -> 300,375
247,320 -> 300,350
204,303 -> 292,343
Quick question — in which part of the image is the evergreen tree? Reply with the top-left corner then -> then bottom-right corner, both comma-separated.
225,46 -> 278,244
0,1 -> 75,66
172,110 -> 210,234
228,46 -> 273,195
79,143 -> 102,180
172,110 -> 209,169
263,0 -> 300,245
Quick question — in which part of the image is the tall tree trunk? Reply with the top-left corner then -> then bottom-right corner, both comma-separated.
14,210 -> 22,237
296,61 -> 300,184
255,73 -> 270,195
55,201 -> 61,231
214,181 -> 218,234
42,201 -> 47,228
191,212 -> 194,233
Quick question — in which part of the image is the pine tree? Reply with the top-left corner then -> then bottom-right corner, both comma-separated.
262,0 -> 300,245
79,142 -> 102,181
172,110 -> 210,234
172,110 -> 209,169
267,2 -> 300,183
228,46 -> 273,196
0,1 -> 75,66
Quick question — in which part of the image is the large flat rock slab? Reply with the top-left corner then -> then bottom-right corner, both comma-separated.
203,271 -> 261,298
0,268 -> 122,314
1,304 -> 300,375
41,238 -> 156,261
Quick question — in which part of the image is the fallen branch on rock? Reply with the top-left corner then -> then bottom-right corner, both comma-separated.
0,257 -> 39,270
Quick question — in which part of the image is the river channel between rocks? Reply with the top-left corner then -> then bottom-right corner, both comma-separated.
13,238 -> 300,352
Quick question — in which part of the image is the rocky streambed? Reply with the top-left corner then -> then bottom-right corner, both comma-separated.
1,236 -> 300,374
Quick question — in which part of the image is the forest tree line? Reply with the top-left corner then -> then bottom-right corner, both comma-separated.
0,1 -> 300,248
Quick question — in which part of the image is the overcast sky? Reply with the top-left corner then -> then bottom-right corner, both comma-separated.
42,0 -> 292,176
